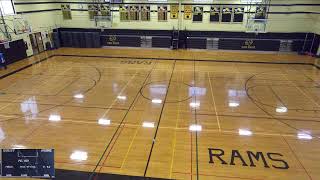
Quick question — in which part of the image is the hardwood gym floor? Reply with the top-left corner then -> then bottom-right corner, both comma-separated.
0,48 -> 319,180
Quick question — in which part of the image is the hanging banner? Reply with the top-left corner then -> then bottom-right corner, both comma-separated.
193,6 -> 203,22
119,5 -> 129,21
233,7 -> 244,23
170,5 -> 179,19
158,5 -> 168,21
184,5 -> 192,20
210,6 -> 220,22
222,7 -> 232,22
141,6 -> 150,21
61,4 -> 72,20
129,5 -> 140,20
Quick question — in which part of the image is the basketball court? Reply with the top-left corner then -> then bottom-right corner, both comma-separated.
0,0 -> 320,179
0,48 -> 319,180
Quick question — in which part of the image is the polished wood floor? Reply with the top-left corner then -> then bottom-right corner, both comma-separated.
0,49 -> 320,180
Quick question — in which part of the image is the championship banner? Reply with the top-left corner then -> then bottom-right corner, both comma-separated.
210,6 -> 220,22
193,6 -> 203,22
255,6 -> 267,19
184,5 -> 192,20
61,4 -> 72,20
129,5 -> 140,20
119,5 -> 129,21
222,7 -> 232,22
88,4 -> 98,20
100,5 -> 111,16
170,5 -> 179,19
141,6 -> 150,21
233,7 -> 244,22
158,6 -> 167,21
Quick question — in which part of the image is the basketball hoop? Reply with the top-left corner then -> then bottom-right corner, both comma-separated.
94,15 -> 112,29
13,15 -> 32,35
246,19 -> 267,33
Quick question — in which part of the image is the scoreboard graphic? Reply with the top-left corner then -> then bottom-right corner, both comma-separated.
0,149 -> 54,178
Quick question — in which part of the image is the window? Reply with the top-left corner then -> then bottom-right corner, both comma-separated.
0,0 -> 15,15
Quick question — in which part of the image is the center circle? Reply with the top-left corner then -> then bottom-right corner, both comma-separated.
140,81 -> 193,103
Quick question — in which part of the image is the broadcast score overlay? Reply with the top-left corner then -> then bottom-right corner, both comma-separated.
0,149 -> 54,178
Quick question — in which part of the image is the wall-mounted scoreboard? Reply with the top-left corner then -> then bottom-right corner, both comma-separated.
0,149 -> 55,178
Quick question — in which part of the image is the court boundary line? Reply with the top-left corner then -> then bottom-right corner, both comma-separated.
54,168 -> 170,180
0,52 -> 319,179
1,53 -> 319,81
0,55 -> 55,80
55,54 -> 320,68
56,53 -> 320,116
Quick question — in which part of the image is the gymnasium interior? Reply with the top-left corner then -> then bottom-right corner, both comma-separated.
0,0 -> 320,179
